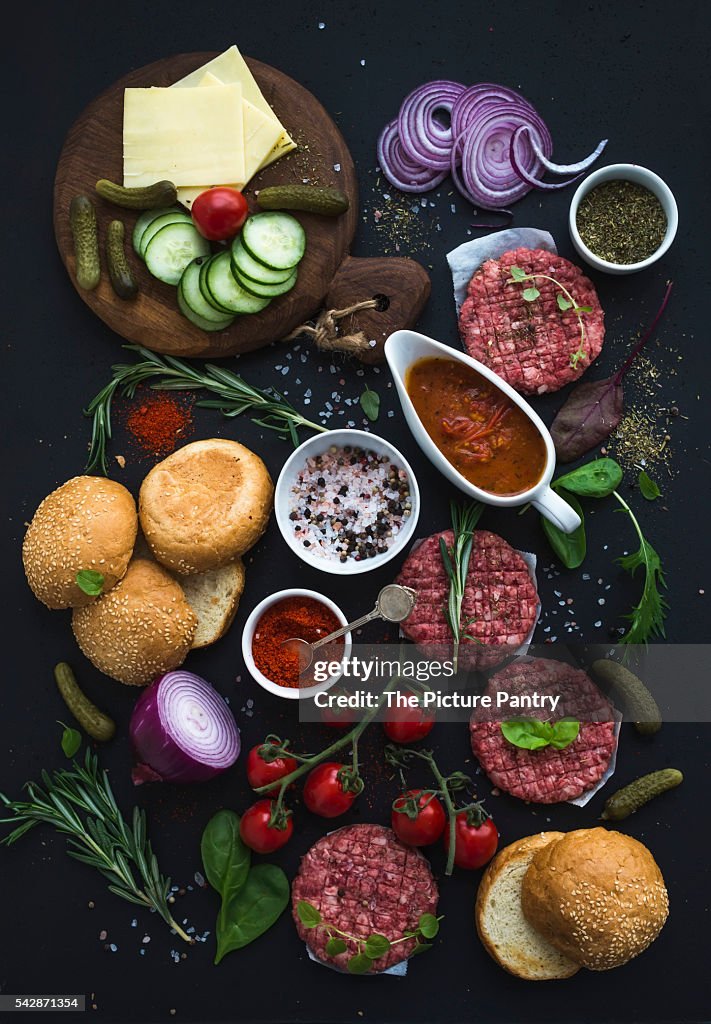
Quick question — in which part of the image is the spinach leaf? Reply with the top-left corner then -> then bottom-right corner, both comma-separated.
555,457 -> 622,497
215,864 -> 290,964
541,489 -> 586,568
638,470 -> 661,501
201,810 -> 250,905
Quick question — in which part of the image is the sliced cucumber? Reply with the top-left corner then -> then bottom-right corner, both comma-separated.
203,252 -> 271,314
132,207 -> 183,256
233,265 -> 297,298
139,210 -> 193,259
241,212 -> 306,270
179,258 -> 234,324
177,288 -> 234,332
230,237 -> 293,285
144,222 -> 210,286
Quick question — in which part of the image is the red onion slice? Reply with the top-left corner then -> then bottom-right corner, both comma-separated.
451,83 -> 528,137
397,80 -> 467,170
519,126 -> 608,174
130,671 -> 240,785
509,126 -> 584,191
377,120 -> 448,193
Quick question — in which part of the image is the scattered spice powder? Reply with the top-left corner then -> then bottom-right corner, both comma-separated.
576,180 -> 667,264
252,596 -> 344,688
123,390 -> 194,457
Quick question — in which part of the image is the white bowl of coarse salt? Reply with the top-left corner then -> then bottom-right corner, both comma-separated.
274,429 -> 420,575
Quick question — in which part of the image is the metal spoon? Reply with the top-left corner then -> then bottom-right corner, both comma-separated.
282,584 -> 417,672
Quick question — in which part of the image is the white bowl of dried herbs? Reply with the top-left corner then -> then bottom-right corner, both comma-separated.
569,163 -> 678,274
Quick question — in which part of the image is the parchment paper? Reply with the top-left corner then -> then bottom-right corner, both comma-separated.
447,228 -> 557,312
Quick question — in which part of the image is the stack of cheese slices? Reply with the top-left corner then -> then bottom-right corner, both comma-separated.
123,45 -> 296,209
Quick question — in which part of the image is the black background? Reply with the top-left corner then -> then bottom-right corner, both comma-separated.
3,2 -> 710,1023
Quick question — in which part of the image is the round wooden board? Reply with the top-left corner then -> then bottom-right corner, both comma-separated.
53,52 -> 359,358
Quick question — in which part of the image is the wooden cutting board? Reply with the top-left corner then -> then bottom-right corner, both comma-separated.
53,52 -> 430,363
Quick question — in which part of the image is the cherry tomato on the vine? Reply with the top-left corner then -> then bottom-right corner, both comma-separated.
239,800 -> 293,854
191,187 -> 249,241
443,811 -> 498,869
383,696 -> 435,744
246,744 -> 298,796
303,761 -> 358,818
391,789 -> 446,846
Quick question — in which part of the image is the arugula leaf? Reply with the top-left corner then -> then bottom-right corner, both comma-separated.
638,470 -> 661,501
359,386 -> 380,422
75,570 -> 104,597
613,491 -> 668,644
541,489 -> 586,568
59,722 -> 81,759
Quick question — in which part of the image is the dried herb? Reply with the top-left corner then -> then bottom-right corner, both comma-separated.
551,282 -> 673,462
576,180 -> 667,264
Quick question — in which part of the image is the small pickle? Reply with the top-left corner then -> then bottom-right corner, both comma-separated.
591,659 -> 662,735
54,662 -> 116,742
601,768 -> 683,821
69,195 -> 101,290
106,220 -> 138,299
96,178 -> 178,210
256,185 -> 349,216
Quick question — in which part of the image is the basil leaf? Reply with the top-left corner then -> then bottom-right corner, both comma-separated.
555,458 -> 623,498
59,722 -> 81,759
418,913 -> 440,939
364,934 -> 391,958
201,810 -> 250,904
360,386 -> 380,422
549,718 -> 580,750
215,864 -> 289,964
500,720 -> 551,750
325,937 -> 347,956
550,376 -> 624,464
295,900 -> 321,928
541,490 -> 586,569
347,953 -> 374,975
75,569 -> 104,597
638,470 -> 661,501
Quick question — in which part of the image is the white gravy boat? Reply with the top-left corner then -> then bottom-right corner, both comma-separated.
384,330 -> 581,534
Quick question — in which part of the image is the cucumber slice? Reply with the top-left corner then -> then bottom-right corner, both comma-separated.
139,210 -> 194,259
233,265 -> 297,298
241,212 -> 306,270
177,288 -> 234,332
144,223 -> 210,286
179,258 -> 234,323
230,237 -> 293,285
204,252 -> 271,314
132,207 -> 184,257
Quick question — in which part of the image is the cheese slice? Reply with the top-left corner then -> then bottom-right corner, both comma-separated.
172,45 -> 296,170
123,84 -> 245,188
175,73 -> 283,209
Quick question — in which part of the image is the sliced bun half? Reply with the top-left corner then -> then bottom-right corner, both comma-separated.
139,439 -> 273,575
180,559 -> 246,649
521,827 -> 669,971
23,476 -> 137,609
72,558 -> 197,686
476,833 -> 580,981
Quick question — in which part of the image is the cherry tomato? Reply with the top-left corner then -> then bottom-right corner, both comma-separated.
443,811 -> 498,869
246,744 -> 298,796
320,696 -> 356,729
191,187 -> 249,241
239,800 -> 293,854
383,696 -> 435,744
391,789 -> 446,846
303,762 -> 357,818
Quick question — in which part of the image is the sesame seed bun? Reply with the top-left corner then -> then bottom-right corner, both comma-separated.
521,827 -> 669,971
138,439 -> 273,575
72,558 -> 197,686
23,476 -> 137,609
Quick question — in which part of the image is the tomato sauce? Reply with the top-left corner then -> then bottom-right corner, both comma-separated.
405,357 -> 546,495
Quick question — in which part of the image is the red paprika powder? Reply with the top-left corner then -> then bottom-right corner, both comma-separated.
252,596 -> 344,688
124,390 -> 194,457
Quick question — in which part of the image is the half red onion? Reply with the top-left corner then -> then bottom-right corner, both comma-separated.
509,125 -> 583,191
377,120 -> 448,193
397,80 -> 467,169
130,671 -> 240,785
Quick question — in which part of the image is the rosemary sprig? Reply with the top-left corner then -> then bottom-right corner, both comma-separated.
508,266 -> 593,368
84,344 -> 328,475
439,500 -> 484,671
0,749 -> 192,943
